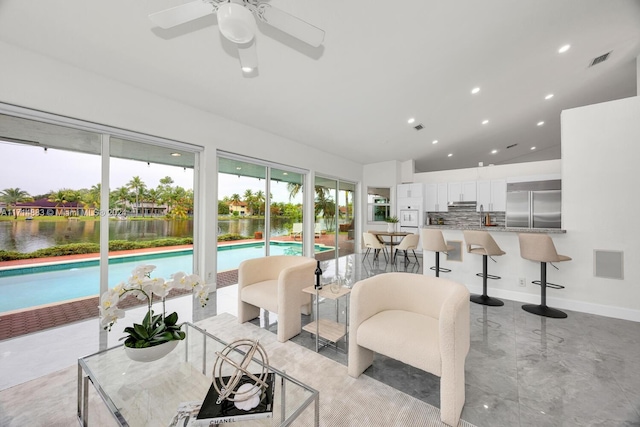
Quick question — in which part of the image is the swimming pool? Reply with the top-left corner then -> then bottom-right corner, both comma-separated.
0,242 -> 333,313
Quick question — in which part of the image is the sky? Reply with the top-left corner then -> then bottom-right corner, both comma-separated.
0,143 -> 299,202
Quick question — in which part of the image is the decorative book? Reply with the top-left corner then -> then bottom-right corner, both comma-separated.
170,373 -> 275,426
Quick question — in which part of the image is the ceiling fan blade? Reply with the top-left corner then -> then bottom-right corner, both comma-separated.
256,4 -> 325,47
237,40 -> 258,73
149,0 -> 215,29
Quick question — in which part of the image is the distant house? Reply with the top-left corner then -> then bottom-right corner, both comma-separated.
13,198 -> 96,217
228,200 -> 250,215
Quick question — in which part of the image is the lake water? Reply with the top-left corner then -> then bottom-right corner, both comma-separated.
0,217 -> 291,253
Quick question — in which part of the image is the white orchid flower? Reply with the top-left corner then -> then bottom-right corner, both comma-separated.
195,283 -> 210,307
150,277 -> 171,298
99,265 -> 209,339
129,264 -> 156,285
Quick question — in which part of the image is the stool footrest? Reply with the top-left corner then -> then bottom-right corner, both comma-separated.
531,280 -> 565,290
430,266 -> 451,273
476,272 -> 501,280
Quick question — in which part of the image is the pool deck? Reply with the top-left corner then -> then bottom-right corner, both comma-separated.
0,233 -> 352,340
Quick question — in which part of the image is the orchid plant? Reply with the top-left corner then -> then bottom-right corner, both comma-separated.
99,265 -> 209,348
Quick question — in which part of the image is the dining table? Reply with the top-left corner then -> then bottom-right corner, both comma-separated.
369,230 -> 410,263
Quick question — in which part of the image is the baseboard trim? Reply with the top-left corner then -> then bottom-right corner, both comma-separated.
465,284 -> 640,323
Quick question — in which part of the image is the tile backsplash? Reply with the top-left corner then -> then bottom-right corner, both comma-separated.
426,203 -> 505,227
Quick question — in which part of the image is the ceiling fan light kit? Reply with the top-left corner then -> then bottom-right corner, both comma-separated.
217,2 -> 257,44
149,0 -> 325,75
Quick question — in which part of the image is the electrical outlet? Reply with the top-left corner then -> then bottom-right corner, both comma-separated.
518,277 -> 526,287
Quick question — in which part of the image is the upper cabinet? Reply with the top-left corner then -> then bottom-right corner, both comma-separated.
425,183 -> 448,212
448,181 -> 476,203
397,183 -> 423,199
476,179 -> 506,212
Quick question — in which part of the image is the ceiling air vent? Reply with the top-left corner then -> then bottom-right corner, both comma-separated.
413,124 -> 424,131
589,51 -> 612,67
506,143 -> 518,149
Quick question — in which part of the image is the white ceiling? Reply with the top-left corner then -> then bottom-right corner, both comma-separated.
1,0 -> 639,172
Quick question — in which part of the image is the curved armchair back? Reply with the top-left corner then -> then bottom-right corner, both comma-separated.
350,272 -> 469,325
238,255 -> 316,343
349,272 -> 470,427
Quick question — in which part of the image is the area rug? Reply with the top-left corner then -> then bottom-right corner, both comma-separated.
0,313 -> 476,427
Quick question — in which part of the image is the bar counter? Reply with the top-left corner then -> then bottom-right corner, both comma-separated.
422,225 -> 566,234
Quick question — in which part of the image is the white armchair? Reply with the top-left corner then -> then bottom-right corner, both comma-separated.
348,272 -> 470,426
238,255 -> 316,342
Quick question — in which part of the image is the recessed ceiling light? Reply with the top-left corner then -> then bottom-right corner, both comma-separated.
471,87 -> 480,94
242,67 -> 253,73
558,44 -> 571,53
545,94 -> 554,100
537,121 -> 545,126
491,149 -> 498,154
282,172 -> 288,175
236,167 -> 242,170
432,140 -> 438,144
447,153 -> 453,157
407,118 -> 416,124
170,152 -> 181,157
482,119 -> 489,125
531,146 -> 536,150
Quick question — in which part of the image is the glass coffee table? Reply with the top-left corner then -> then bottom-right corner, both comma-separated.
77,323 -> 319,426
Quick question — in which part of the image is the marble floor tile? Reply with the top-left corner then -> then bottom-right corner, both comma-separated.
1,253 -> 639,427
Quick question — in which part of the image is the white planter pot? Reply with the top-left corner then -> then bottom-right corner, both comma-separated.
387,223 -> 395,233
124,340 -> 179,362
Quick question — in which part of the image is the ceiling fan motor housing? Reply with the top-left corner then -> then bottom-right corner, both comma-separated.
217,3 -> 257,44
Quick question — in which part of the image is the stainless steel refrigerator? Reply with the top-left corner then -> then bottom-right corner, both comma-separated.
506,180 -> 561,229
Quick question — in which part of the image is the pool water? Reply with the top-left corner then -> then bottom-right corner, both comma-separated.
0,242 -> 332,313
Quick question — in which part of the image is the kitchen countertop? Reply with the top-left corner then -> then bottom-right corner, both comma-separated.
423,225 -> 566,234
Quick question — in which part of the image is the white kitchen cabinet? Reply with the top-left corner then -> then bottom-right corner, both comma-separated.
397,183 -> 423,199
425,183 -> 448,212
448,181 -> 476,203
476,179 -> 506,211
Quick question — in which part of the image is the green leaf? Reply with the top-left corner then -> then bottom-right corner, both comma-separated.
133,323 -> 150,339
164,312 -> 179,326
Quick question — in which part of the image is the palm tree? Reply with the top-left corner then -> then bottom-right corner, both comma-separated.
243,189 -> 255,215
0,187 -> 31,219
48,189 -> 71,215
146,188 -> 160,217
315,186 -> 336,232
127,176 -> 147,217
254,190 -> 265,216
113,186 -> 132,215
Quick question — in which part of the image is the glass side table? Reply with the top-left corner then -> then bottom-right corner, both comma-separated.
302,284 -> 351,353
77,323 -> 319,426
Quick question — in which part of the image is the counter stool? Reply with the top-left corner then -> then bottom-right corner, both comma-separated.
463,230 -> 505,306
421,229 -> 453,277
518,233 -> 571,319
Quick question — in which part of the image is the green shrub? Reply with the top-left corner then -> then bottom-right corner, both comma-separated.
0,238 -> 195,261
217,233 -> 248,241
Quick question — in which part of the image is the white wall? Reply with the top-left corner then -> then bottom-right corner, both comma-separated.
0,41 -> 363,286
561,95 -> 640,320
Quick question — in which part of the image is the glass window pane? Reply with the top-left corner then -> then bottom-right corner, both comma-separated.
108,138 -> 197,347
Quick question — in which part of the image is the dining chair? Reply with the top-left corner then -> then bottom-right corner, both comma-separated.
362,232 -> 388,263
394,233 -> 420,265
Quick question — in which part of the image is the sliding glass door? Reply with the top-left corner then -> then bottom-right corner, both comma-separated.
217,154 -> 306,287
107,138 -> 198,346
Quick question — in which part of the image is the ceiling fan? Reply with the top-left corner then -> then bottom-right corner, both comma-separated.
149,0 -> 325,74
